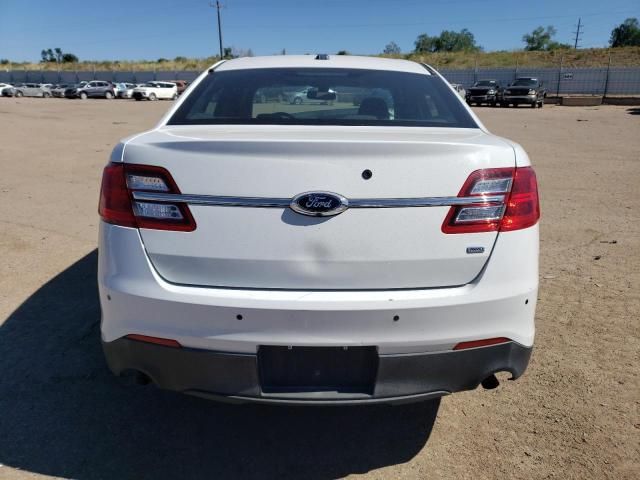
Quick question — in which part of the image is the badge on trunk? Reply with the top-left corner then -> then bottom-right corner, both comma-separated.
290,191 -> 349,217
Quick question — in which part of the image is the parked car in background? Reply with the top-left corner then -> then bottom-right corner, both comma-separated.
66,80 -> 116,99
132,81 -> 178,101
51,84 -> 71,98
168,80 -> 188,95
0,83 -> 13,96
283,85 -> 337,105
116,83 -> 138,99
11,83 -> 52,98
502,78 -> 546,108
99,55 -> 539,405
466,80 -> 502,107
451,83 -> 466,99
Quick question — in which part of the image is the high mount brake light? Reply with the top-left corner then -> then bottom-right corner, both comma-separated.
442,167 -> 539,234
98,163 -> 196,231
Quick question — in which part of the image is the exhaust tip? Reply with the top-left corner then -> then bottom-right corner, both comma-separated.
481,374 -> 500,390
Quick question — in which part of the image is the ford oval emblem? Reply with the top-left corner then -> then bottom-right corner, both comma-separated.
290,191 -> 349,217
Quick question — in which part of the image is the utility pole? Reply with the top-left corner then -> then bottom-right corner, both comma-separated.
210,1 -> 224,59
573,18 -> 583,49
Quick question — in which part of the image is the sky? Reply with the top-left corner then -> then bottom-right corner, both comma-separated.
0,0 -> 638,62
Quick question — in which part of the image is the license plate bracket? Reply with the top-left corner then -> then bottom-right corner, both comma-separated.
258,346 -> 378,395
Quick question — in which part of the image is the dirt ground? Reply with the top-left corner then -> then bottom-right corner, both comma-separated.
0,98 -> 638,480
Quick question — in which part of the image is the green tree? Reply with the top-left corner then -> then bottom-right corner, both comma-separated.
522,26 -> 570,51
414,34 -> 438,53
54,47 -> 63,63
336,50 -> 349,55
383,41 -> 401,55
414,29 -> 480,53
610,18 -> 640,47
61,53 -> 78,63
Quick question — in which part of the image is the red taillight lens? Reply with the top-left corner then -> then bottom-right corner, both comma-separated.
500,167 -> 540,232
442,166 -> 539,234
98,163 -> 196,231
98,163 -> 137,227
453,337 -> 511,350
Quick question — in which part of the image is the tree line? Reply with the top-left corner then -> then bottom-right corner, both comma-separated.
382,17 -> 640,55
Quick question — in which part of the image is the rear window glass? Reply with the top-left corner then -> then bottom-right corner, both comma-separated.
168,68 -> 477,128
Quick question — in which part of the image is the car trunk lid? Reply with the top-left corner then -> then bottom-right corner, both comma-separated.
124,125 -> 515,290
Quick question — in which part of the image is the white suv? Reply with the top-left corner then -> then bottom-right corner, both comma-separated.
132,81 -> 178,101
98,55 -> 539,405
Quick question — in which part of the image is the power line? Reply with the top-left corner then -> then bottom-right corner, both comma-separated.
210,1 -> 224,58
573,17 -> 583,49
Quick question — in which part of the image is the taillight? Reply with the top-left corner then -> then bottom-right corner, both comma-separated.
442,166 -> 539,234
98,163 -> 196,231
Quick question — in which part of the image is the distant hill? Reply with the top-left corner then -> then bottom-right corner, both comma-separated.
5,47 -> 640,71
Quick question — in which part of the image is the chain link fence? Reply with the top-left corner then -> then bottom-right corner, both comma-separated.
439,66 -> 640,96
1,66 -> 639,96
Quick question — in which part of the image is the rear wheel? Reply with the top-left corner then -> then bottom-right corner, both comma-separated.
500,102 -> 508,108
42,92 -> 51,98
79,91 -> 88,100
15,91 -> 23,98
491,101 -> 497,107
171,93 -> 178,100
105,91 -> 113,99
293,96 -> 302,105
149,93 -> 157,101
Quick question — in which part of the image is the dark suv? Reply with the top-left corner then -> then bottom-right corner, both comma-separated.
502,78 -> 546,108
66,80 -> 116,99
466,80 -> 502,107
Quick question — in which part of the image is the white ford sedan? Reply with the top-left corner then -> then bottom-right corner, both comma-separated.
98,54 -> 539,405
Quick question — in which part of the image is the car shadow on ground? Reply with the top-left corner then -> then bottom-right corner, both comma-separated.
0,250 -> 440,480
626,107 -> 640,115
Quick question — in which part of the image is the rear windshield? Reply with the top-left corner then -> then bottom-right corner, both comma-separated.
168,68 -> 477,128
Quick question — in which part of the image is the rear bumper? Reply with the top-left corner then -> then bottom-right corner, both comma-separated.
103,337 -> 532,405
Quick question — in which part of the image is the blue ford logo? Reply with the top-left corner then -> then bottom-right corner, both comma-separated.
290,191 -> 349,217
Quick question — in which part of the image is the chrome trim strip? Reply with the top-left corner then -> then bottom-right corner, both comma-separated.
132,192 -> 505,208
349,195 -> 504,207
132,192 -> 291,207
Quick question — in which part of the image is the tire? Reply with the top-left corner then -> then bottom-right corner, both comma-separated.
149,93 -> 157,101
293,97 -> 302,105
491,101 -> 497,107
171,93 -> 178,100
538,99 -> 544,108
500,102 -> 508,108
15,91 -> 23,98
530,102 -> 536,108
42,92 -> 51,98
79,91 -> 88,100
135,97 -> 141,101
105,91 -> 113,99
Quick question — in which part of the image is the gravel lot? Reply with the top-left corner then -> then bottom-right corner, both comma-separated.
0,99 -> 638,480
